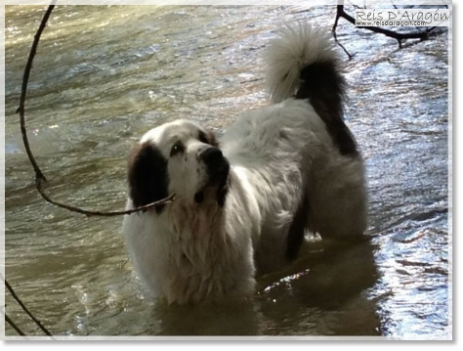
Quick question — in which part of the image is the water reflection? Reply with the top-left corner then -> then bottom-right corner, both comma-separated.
258,240 -> 381,336
148,240 -> 381,336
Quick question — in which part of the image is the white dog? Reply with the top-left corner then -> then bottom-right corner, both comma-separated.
122,23 -> 367,304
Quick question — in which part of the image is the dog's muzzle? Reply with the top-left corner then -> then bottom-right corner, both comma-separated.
195,147 -> 230,205
201,147 -> 230,183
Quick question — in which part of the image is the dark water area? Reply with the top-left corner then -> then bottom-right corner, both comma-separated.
4,4 -> 450,338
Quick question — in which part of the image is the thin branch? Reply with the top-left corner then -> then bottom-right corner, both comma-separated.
5,314 -> 26,336
17,5 -> 55,182
2,274 -> 52,336
346,0 -> 365,10
333,3 -> 438,51
389,0 -> 399,10
17,5 -> 175,217
332,6 -> 353,60
37,180 -> 175,217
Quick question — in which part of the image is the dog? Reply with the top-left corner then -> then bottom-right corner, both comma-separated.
122,22 -> 367,304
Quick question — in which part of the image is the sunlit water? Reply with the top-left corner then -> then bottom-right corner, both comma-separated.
4,5 -> 450,338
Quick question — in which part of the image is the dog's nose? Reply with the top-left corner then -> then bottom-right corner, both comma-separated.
201,147 -> 224,168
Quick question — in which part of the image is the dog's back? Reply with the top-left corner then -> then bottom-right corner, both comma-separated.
262,22 -> 368,243
222,23 -> 368,273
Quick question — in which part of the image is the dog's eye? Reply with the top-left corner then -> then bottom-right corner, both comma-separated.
170,141 -> 184,157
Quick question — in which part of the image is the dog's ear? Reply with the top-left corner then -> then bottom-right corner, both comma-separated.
207,130 -> 219,148
128,142 -> 169,214
199,129 -> 219,148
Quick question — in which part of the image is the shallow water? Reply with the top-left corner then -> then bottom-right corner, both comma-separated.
4,5 -> 450,338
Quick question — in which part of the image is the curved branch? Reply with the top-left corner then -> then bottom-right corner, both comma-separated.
2,274 -> 52,337
37,180 -> 175,217
17,5 -> 174,217
17,5 -> 55,181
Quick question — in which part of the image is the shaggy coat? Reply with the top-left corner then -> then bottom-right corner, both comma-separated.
122,23 -> 367,304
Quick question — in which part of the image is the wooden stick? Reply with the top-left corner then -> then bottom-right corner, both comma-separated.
5,314 -> 26,336
17,5 -> 174,217
2,274 -> 52,336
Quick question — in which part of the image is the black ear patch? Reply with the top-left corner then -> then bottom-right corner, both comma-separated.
127,142 -> 169,214
207,131 -> 219,148
199,130 -> 219,148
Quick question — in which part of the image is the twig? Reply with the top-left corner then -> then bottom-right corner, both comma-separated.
333,2 -> 438,51
332,7 -> 353,60
37,181 -> 175,217
2,274 -> 52,336
5,314 -> 26,336
389,0 -> 399,10
346,0 -> 365,10
17,5 -> 55,182
17,5 -> 174,217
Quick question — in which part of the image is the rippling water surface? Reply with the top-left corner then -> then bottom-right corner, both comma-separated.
4,4 -> 450,338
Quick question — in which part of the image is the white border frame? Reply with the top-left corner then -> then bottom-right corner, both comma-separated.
1,0 -> 455,342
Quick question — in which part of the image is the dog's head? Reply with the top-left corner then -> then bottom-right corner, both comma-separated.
127,120 -> 230,213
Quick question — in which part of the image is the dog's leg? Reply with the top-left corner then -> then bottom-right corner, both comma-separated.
285,191 -> 310,261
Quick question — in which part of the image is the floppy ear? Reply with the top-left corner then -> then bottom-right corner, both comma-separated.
127,142 -> 169,214
208,131 -> 219,148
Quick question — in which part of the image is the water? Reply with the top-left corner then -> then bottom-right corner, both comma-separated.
4,5 -> 450,338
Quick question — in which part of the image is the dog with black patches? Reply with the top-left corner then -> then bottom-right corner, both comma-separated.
122,23 -> 367,304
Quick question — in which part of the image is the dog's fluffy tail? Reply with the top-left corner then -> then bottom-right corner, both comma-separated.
264,22 -> 344,103
264,22 -> 358,156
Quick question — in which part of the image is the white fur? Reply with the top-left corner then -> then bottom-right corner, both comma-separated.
264,23 -> 339,103
122,23 -> 367,304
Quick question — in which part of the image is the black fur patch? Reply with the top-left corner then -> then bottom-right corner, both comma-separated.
194,191 -> 205,204
207,131 -> 219,148
216,175 -> 229,208
199,130 -> 219,148
127,142 -> 169,214
296,61 -> 358,156
286,191 -> 310,261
